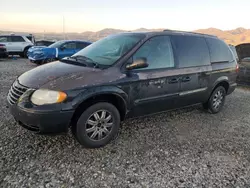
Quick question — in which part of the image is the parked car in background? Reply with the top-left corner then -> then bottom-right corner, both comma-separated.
28,40 -> 91,64
0,34 -> 34,58
235,43 -> 250,84
7,31 -> 237,148
35,40 -> 55,47
27,40 -> 55,58
25,34 -> 36,44
0,44 -> 8,58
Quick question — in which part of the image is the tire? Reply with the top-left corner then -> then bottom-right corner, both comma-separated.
43,58 -> 56,64
23,48 -> 29,58
72,102 -> 121,148
203,86 -> 226,114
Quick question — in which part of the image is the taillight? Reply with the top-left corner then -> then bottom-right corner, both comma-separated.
0,44 -> 5,49
236,63 -> 239,73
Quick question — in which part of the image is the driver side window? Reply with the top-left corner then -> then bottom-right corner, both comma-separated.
62,42 -> 76,49
132,36 -> 174,70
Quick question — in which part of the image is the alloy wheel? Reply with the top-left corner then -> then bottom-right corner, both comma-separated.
85,110 -> 113,141
212,90 -> 224,109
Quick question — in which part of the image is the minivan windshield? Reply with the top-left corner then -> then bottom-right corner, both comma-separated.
72,33 -> 145,66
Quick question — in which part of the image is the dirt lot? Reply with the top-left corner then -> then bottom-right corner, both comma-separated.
1,58 -> 250,187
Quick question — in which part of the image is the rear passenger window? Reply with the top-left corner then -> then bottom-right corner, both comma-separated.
77,42 -> 90,49
132,36 -> 174,70
62,42 -> 76,49
206,37 -> 233,63
11,36 -> 25,42
171,35 -> 210,68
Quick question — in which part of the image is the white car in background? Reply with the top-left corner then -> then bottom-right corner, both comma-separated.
0,34 -> 35,58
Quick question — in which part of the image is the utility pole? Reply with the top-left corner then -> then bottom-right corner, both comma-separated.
63,15 -> 66,40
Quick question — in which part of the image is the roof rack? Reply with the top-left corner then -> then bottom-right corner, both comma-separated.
163,29 -> 216,37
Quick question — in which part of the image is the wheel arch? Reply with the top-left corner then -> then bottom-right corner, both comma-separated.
70,87 -> 129,127
212,76 -> 230,94
23,45 -> 32,52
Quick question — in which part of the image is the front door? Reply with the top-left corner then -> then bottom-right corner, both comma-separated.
58,42 -> 77,59
126,36 -> 180,117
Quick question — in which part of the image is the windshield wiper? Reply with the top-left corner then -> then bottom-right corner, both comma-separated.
72,55 -> 99,68
60,57 -> 87,66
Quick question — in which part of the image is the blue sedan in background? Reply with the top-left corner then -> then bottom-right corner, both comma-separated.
28,40 -> 91,64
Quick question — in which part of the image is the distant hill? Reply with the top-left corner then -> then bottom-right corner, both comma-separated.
195,27 -> 250,45
1,27 -> 250,45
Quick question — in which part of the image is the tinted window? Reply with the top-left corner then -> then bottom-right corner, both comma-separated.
0,36 -> 8,42
62,42 -> 76,49
76,42 -> 90,49
11,36 -> 25,42
132,36 -> 174,70
206,37 -> 233,62
171,35 -> 210,68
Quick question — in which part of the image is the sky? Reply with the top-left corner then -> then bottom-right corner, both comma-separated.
1,0 -> 250,33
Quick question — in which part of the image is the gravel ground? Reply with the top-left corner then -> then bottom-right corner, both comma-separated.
1,58 -> 250,188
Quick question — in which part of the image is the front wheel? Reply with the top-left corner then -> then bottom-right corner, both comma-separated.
42,58 -> 56,64
73,102 -> 121,148
203,86 -> 226,114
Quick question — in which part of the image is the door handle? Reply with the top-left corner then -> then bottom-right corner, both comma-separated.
168,78 -> 179,84
181,76 -> 191,82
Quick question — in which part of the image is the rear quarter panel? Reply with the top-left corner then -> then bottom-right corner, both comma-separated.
209,62 -> 237,93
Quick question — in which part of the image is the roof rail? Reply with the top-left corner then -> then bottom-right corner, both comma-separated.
163,29 -> 216,37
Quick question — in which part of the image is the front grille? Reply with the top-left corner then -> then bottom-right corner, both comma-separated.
7,80 -> 28,105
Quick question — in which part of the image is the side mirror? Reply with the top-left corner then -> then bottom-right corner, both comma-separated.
60,46 -> 65,51
126,58 -> 148,70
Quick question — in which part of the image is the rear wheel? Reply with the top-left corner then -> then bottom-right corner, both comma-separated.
72,102 -> 121,148
203,86 -> 226,114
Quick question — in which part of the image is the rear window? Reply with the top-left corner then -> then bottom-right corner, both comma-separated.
229,45 -> 239,61
171,35 -> 210,68
206,37 -> 234,63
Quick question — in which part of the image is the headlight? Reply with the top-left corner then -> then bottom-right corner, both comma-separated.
31,89 -> 67,105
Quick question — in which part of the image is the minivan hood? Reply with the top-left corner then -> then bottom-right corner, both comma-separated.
18,61 -> 124,91
236,43 -> 250,61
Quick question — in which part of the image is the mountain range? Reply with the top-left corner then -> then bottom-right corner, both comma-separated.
1,27 -> 250,45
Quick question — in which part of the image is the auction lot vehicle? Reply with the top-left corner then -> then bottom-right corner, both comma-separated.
0,44 -> 8,58
235,43 -> 250,84
35,40 -> 55,47
28,40 -> 91,64
7,31 -> 238,148
0,35 -> 34,58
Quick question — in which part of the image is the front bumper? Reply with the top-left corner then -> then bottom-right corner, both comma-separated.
9,103 -> 74,134
0,50 -> 8,57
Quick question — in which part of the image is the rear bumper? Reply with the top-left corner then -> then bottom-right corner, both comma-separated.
227,83 -> 237,95
9,103 -> 74,134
